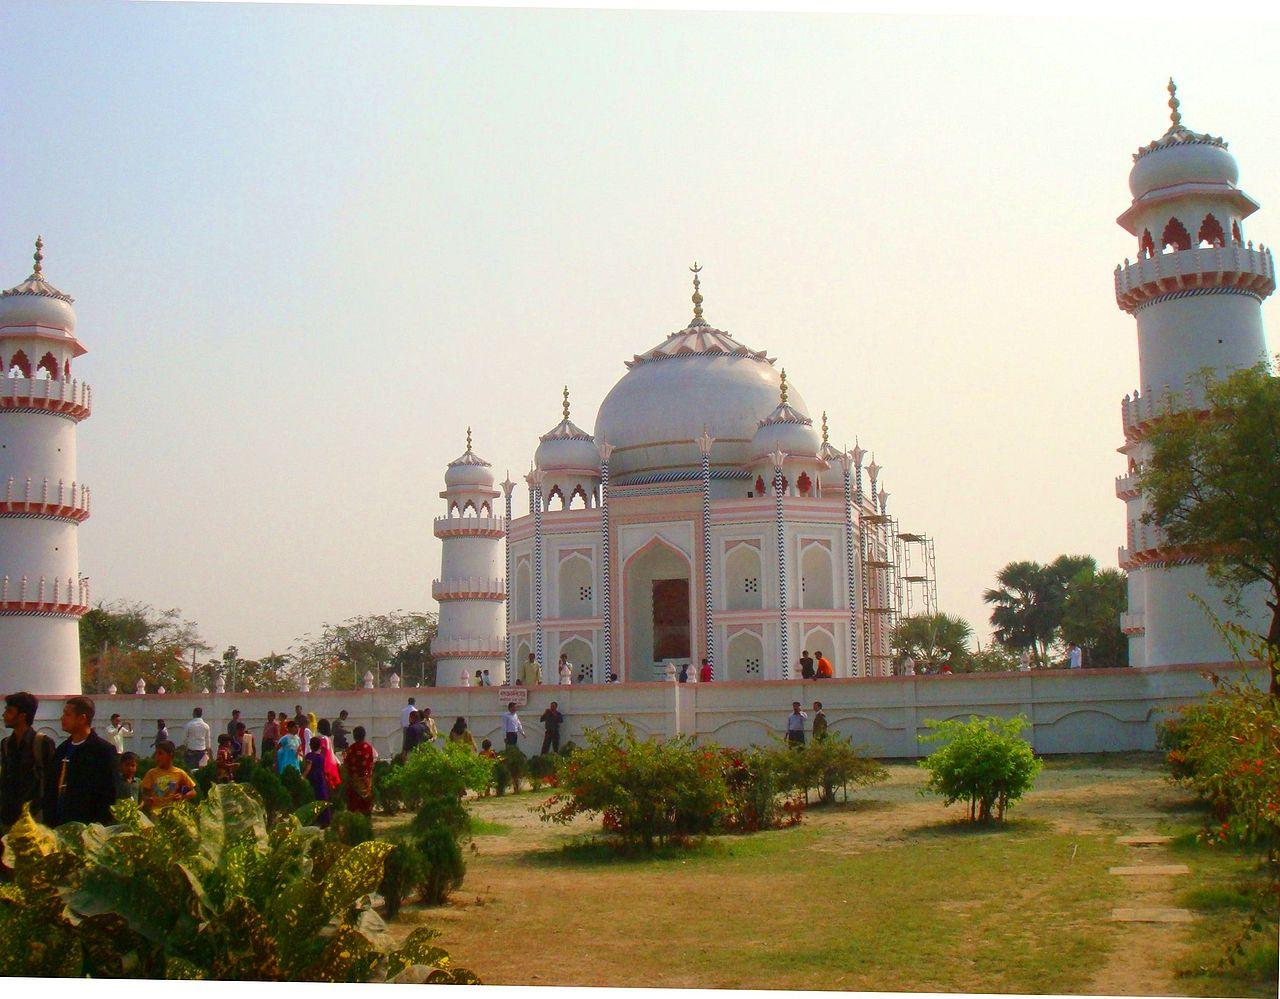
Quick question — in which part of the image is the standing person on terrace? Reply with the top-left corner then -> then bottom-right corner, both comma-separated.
503,703 -> 525,747
45,696 -> 119,826
344,726 -> 376,814
785,702 -> 807,748
182,707 -> 211,771
558,654 -> 573,685
799,650 -> 815,680
520,653 -> 542,686
699,658 -> 713,683
1,691 -> 55,829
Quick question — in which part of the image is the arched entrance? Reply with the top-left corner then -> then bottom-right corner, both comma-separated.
624,537 -> 693,682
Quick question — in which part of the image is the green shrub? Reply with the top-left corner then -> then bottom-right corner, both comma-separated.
918,715 -> 1042,822
373,760 -> 402,815
279,764 -> 315,809
539,720 -> 727,849
500,746 -> 529,792
527,753 -> 556,784
719,745 -> 785,831
380,743 -> 494,810
416,824 -> 466,905
379,838 -> 430,919
490,760 -> 510,796
330,809 -> 374,847
247,762 -> 294,820
806,735 -> 889,805
0,788 -> 478,982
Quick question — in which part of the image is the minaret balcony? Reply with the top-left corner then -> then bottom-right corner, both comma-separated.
1114,243 -> 1275,314
432,577 -> 506,601
433,515 -> 506,540
1114,473 -> 1139,501
1,476 -> 91,522
1120,611 -> 1145,636
0,376 -> 92,421
1121,385 -> 1197,441
0,572 -> 90,616
430,636 -> 506,659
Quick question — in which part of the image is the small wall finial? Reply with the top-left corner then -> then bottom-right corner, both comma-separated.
562,385 -> 570,422
466,426 -> 472,452
779,368 -> 788,406
32,236 -> 43,278
821,410 -> 829,445
1167,77 -> 1182,130
689,261 -> 705,324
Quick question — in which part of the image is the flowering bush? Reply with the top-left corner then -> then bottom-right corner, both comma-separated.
538,721 -> 728,849
771,736 -> 889,805
918,715 -> 1042,822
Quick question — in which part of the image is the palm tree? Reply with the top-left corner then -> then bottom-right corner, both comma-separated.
892,613 -> 974,672
984,556 -> 1099,664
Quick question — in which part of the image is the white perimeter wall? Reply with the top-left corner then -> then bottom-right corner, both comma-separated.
28,663 -> 1265,760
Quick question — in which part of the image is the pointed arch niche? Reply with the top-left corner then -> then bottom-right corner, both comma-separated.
726,628 -> 764,681
623,536 -> 692,680
515,558 -> 533,623
557,551 -> 594,619
800,541 -> 835,609
803,625 -> 837,674
724,541 -> 763,611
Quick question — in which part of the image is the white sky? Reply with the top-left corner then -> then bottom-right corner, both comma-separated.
2,4 -> 1277,658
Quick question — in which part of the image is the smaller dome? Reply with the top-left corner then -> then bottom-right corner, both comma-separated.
534,388 -> 600,473
1129,81 -> 1238,199
0,239 -> 76,333
750,369 -> 821,464
445,428 -> 495,489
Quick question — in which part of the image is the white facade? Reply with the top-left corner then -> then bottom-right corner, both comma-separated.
0,239 -> 92,695
451,270 -> 917,686
431,431 -> 507,686
1115,83 -> 1274,666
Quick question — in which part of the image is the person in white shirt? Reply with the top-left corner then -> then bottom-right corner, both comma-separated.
558,655 -> 573,685
502,703 -> 525,747
400,697 -> 418,734
785,702 -> 808,747
183,707 -> 212,771
1067,644 -> 1083,670
1018,649 -> 1033,671
106,713 -> 133,754
902,656 -> 916,677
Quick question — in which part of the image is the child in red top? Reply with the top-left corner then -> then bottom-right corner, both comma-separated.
215,733 -> 238,783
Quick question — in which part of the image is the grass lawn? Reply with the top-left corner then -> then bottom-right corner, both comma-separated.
382,754 -> 1278,996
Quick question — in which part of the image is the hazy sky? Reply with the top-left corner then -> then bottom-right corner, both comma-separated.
2,5 -> 1277,659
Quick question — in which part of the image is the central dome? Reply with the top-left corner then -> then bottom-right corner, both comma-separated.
594,320 -> 809,479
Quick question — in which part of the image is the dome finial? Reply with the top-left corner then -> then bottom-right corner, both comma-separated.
779,368 -> 788,406
562,385 -> 570,422
32,236 -> 44,278
466,426 -> 472,452
1167,77 -> 1182,131
689,261 -> 706,326
821,410 -> 829,445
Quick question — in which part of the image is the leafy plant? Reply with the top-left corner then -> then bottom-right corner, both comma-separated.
0,786 -> 478,982
379,742 -> 494,811
500,746 -> 529,793
490,759 -> 510,797
918,715 -> 1042,822
329,810 -> 374,847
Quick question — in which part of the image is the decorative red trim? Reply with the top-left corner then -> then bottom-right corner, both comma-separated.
0,600 -> 89,616
0,500 -> 89,522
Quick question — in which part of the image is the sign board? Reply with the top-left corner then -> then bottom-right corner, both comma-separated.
497,686 -> 528,707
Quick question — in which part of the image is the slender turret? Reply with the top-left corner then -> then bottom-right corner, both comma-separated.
0,239 -> 92,694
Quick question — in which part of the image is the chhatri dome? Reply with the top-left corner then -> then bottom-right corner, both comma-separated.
535,386 -> 600,473
0,237 -> 80,341
1128,79 -> 1242,201
594,263 -> 809,481
443,427 -> 495,490
749,368 -> 822,463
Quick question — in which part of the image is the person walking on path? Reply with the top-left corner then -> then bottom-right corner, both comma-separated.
503,703 -> 525,747
344,726 -> 376,813
276,721 -> 303,774
448,716 -> 478,752
182,708 -> 212,771
785,702 -> 807,748
106,713 -> 133,754
139,741 -> 196,814
151,719 -> 170,751
1,691 -> 55,829
45,696 -> 119,826
301,737 -> 333,828
539,702 -> 564,754
812,701 -> 828,741
799,650 -> 815,680
815,651 -> 834,679
332,710 -> 350,755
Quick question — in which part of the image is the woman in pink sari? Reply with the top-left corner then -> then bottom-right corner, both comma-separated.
317,718 -> 342,790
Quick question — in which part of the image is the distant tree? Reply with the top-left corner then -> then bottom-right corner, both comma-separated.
892,613 -> 974,672
194,646 -> 298,693
79,601 -> 210,692
292,611 -> 437,690
984,555 -> 1098,664
1137,361 -> 1280,693
1060,567 -> 1129,668
965,643 -> 1020,673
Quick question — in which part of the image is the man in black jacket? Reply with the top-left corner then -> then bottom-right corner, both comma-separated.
1,691 -> 56,830
44,695 -> 119,826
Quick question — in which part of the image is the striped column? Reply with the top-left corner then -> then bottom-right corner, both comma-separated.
596,439 -> 614,684
839,451 -> 859,677
697,431 -> 716,679
769,449 -> 789,680
501,475 -> 516,684
527,468 -> 545,678
852,444 -> 871,673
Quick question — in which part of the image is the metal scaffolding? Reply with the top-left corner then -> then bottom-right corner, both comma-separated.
896,531 -> 937,619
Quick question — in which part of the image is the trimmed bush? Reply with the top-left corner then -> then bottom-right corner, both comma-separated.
918,715 -> 1041,822
330,809 -> 374,846
500,746 -> 529,792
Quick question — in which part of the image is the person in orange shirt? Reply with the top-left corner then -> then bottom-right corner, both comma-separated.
815,651 -> 834,679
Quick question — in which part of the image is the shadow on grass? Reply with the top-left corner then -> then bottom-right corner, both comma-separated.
516,836 -> 724,868
469,817 -> 513,836
905,814 -> 1053,840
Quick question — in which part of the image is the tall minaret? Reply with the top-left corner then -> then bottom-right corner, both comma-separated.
1114,82 -> 1274,667
430,429 -> 506,686
0,239 -> 93,695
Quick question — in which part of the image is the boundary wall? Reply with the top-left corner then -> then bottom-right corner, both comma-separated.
31,663 -> 1264,761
